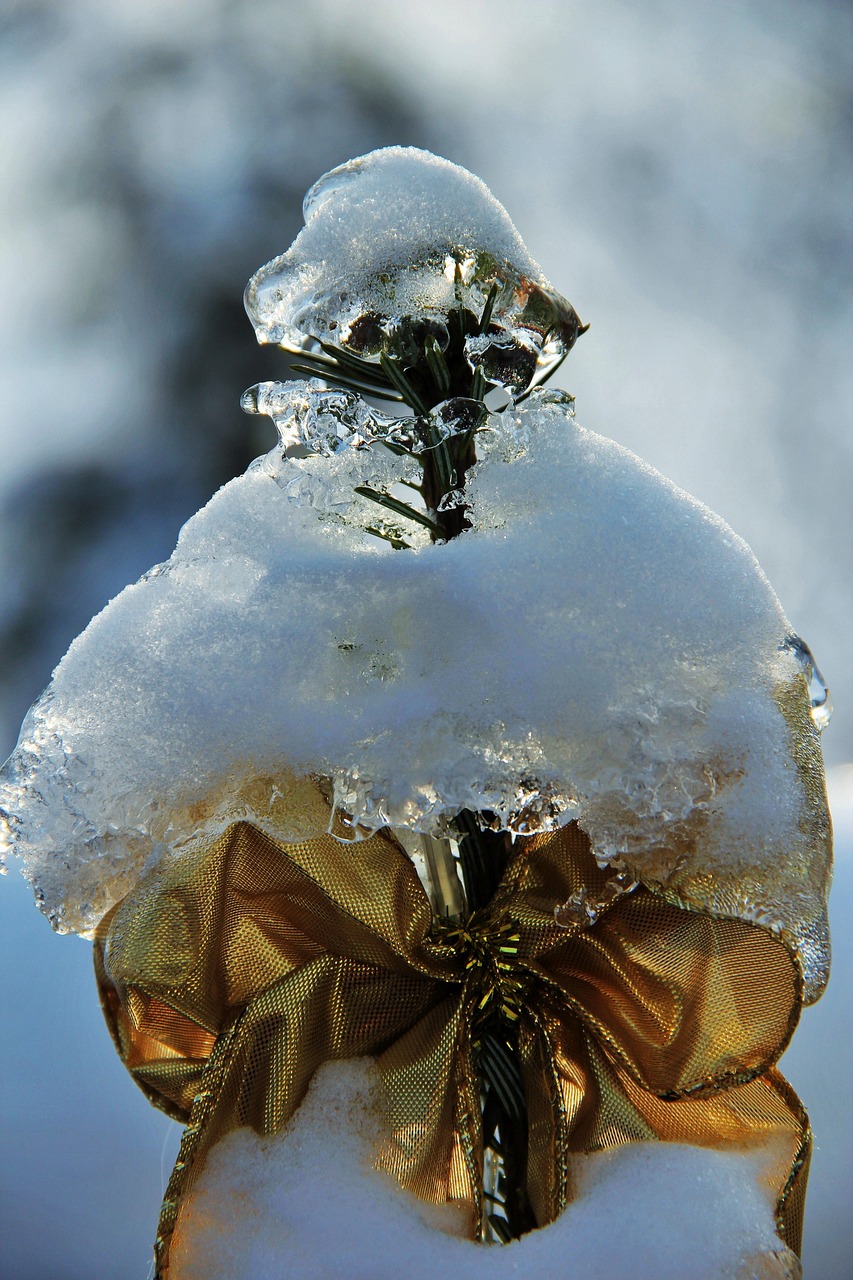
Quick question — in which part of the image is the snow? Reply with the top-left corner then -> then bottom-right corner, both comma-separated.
0,383 -> 829,993
244,147 -> 577,367
168,1057 -> 796,1280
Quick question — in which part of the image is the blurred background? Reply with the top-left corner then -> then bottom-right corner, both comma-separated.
0,1 -> 850,1276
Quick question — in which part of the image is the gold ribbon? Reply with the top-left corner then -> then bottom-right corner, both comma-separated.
95,812 -> 810,1277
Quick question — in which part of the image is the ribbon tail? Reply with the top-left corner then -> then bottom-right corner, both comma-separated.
752,1068 -> 812,1259
592,1041 -> 812,1257
153,957 -> 435,1277
519,1008 -> 573,1228
154,1008 -> 244,1279
530,1008 -> 811,1258
376,992 -> 484,1238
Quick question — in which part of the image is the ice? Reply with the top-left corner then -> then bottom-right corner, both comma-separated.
782,633 -> 832,733
554,866 -> 638,929
241,380 -> 431,543
240,380 -> 387,455
0,388 -> 831,998
168,1057 -> 799,1280
244,148 -> 583,391
0,148 -> 831,999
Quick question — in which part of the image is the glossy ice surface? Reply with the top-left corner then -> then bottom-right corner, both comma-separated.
244,148 -> 582,386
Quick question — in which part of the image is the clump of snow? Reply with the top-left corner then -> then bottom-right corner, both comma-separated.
169,1058 -> 798,1280
244,147 -> 579,372
0,387 -> 829,995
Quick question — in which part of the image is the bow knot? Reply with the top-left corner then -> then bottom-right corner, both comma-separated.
432,910 -> 528,1028
94,812 -> 810,1277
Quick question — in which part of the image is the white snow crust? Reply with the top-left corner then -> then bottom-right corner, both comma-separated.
244,147 -> 570,356
0,389 -> 823,981
169,1058 -> 797,1280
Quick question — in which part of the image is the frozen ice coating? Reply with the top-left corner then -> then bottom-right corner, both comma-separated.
167,1059 -> 801,1280
244,148 -> 583,387
0,147 -> 831,1011
0,387 -> 831,999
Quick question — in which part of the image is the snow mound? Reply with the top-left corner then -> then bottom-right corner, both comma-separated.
169,1058 -> 798,1280
0,389 -> 830,997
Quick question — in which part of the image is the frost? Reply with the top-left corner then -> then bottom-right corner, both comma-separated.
0,389 -> 830,998
244,147 -> 582,391
168,1058 -> 799,1280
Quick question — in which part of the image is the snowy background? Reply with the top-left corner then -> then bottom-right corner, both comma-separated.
0,1 -> 850,1276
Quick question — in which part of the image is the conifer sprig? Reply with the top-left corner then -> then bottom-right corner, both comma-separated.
279,282 -> 581,1243
285,282 -> 574,546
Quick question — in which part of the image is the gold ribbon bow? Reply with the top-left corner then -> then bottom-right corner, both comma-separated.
95,811 -> 809,1277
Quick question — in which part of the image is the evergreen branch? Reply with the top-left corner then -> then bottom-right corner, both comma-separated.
477,282 -> 499,334
480,1079 -> 503,1149
479,1031 -> 526,1120
378,437 -> 417,458
283,345 -> 339,370
379,353 -> 429,415
424,335 -> 452,398
317,339 -> 395,384
488,1214 -> 513,1244
363,524 -> 413,551
453,259 -> 467,305
447,293 -> 479,353
458,426 -> 481,455
289,361 -> 404,403
354,485 -> 444,537
422,429 -> 456,494
286,337 -> 396,391
455,810 -> 509,911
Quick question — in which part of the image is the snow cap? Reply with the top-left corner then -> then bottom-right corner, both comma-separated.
244,147 -> 583,380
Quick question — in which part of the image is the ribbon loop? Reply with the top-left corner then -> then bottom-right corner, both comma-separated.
95,816 -> 810,1276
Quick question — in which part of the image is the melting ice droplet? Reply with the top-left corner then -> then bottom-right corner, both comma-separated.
782,633 -> 832,731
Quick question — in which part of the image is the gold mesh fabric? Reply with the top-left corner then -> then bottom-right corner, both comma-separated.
95,816 -> 810,1277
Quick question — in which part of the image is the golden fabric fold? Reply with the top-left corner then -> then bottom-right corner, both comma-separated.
95,815 -> 810,1277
